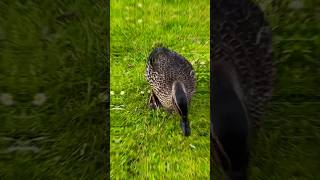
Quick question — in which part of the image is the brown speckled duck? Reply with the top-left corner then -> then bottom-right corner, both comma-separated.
211,0 -> 275,179
146,47 -> 196,136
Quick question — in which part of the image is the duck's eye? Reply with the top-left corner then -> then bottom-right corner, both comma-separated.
190,70 -> 194,77
172,97 -> 182,116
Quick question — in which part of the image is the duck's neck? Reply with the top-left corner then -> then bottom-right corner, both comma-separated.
212,61 -> 249,179
214,61 -> 243,101
172,81 -> 190,136
172,81 -> 188,116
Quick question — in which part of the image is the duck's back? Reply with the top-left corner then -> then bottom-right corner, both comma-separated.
146,47 -> 196,109
212,0 -> 275,128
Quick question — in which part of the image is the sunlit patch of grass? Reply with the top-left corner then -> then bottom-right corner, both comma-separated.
110,0 -> 210,178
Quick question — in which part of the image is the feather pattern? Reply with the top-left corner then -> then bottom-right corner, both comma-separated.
146,47 -> 196,111
212,0 -> 275,129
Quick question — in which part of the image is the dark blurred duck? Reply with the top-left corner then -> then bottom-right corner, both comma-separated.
211,0 -> 275,179
146,47 -> 196,136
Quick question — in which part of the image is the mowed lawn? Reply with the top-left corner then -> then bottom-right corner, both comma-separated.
110,0 -> 210,179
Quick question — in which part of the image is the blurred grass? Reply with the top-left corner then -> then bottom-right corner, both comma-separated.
0,0 -> 108,179
212,0 -> 320,179
110,0 -> 210,179
249,0 -> 320,179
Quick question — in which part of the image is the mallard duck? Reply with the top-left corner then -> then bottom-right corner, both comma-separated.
211,0 -> 275,179
146,47 -> 196,136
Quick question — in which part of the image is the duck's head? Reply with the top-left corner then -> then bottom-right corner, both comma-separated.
172,81 -> 190,136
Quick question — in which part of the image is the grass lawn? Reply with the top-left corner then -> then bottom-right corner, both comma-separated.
0,0 -> 318,179
110,0 -> 210,179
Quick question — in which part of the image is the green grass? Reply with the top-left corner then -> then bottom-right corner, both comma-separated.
0,1 -> 108,179
1,0 -> 318,179
110,0 -> 210,179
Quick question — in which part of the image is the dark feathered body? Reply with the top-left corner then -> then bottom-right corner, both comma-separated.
211,0 -> 275,179
212,0 -> 275,129
146,47 -> 196,136
146,47 -> 196,111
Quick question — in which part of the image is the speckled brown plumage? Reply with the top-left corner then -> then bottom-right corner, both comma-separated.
146,47 -> 196,111
211,0 -> 275,179
212,0 -> 275,129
